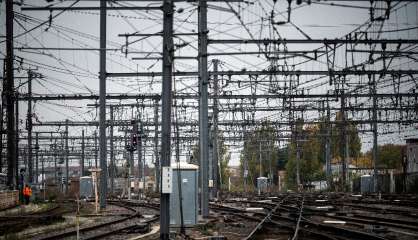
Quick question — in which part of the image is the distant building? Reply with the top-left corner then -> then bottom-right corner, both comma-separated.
406,138 -> 418,173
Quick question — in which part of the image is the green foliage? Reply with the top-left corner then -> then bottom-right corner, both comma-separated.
190,133 -> 230,189
239,122 -> 279,187
285,125 -> 325,189
277,146 -> 289,170
330,112 -> 362,162
365,144 -> 405,169
284,112 -> 362,190
219,145 -> 231,189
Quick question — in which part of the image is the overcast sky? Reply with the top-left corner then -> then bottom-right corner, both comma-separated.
1,1 -> 417,167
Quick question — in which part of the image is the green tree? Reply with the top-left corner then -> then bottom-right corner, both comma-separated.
239,122 -> 279,187
219,142 -> 231,189
329,112 -> 362,162
366,144 -> 405,169
285,125 -> 324,189
190,133 -> 230,189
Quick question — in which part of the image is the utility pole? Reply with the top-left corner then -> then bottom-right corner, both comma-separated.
41,152 -> 45,199
160,0 -> 174,238
65,119 -> 69,194
15,92 -> 19,187
208,132 -> 213,199
340,89 -> 347,191
212,59 -> 219,198
198,0 -> 209,218
372,76 -> 378,192
54,139 -> 57,185
153,101 -> 159,193
81,129 -> 85,176
94,130 -> 98,168
35,133 -> 39,184
27,71 -> 33,183
128,150 -> 132,200
99,0 -> 108,209
243,122 -> 247,192
141,133 -> 145,196
0,104 -> 3,172
325,100 -> 332,186
296,132 -> 301,189
136,120 -> 143,199
109,107 -> 114,195
6,0 -> 16,189
259,141 -> 262,177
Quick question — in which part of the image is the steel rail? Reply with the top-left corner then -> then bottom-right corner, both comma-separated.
244,195 -> 289,240
291,195 -> 305,240
35,201 -> 157,240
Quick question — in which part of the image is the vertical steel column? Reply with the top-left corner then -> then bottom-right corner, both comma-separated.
340,90 -> 347,191
41,152 -> 45,194
372,77 -> 378,192
325,100 -> 332,184
258,142 -> 262,195
208,131 -> 213,199
259,142 -> 262,177
128,150 -> 132,200
0,104 -> 3,172
81,129 -> 85,176
35,133 -> 39,184
160,0 -> 174,238
109,107 -> 114,194
65,119 -> 69,194
198,0 -> 209,218
94,130 -> 98,167
154,101 -> 160,192
141,129 -> 145,195
15,92 -> 19,187
99,0 -> 107,209
27,71 -> 33,183
296,127 -> 301,188
6,0 -> 16,189
54,139 -> 57,184
212,59 -> 219,197
137,121 -> 142,199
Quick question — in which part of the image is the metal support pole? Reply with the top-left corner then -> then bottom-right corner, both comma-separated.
35,133 -> 39,184
6,0 -> 16,189
81,130 -> 85,176
259,142 -> 262,178
54,140 -> 57,184
258,142 -> 262,195
137,121 -> 142,199
142,138 -> 145,195
27,71 -> 33,183
160,0 -> 174,238
340,90 -> 347,191
295,122 -> 301,189
41,153 -> 45,197
0,104 -> 3,172
15,92 -> 19,188
154,101 -> 160,193
212,59 -> 219,198
372,78 -> 378,192
65,119 -> 69,194
110,107 -> 114,195
128,151 -> 132,200
198,0 -> 209,218
325,101 -> 332,186
94,130 -> 98,168
208,131 -> 213,199
99,0 -> 107,209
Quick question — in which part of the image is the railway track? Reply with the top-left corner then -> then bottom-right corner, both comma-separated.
0,204 -> 70,236
33,200 -> 159,240
211,193 -> 418,240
